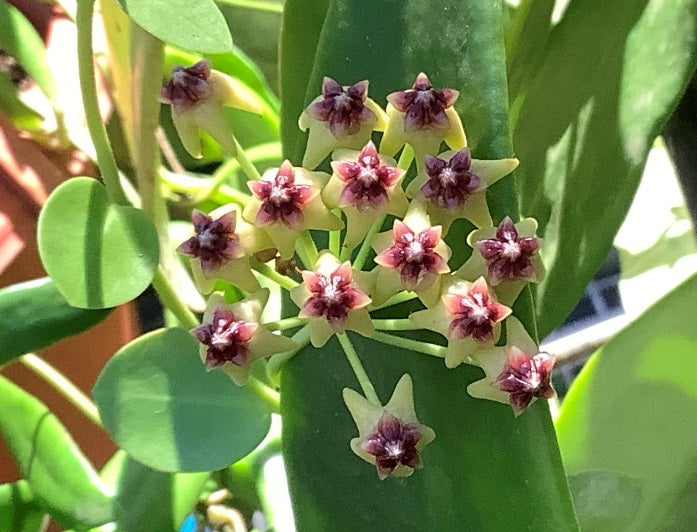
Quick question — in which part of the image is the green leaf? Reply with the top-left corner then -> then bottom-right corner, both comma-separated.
556,273 -> 697,531
0,0 -> 59,104
0,481 -> 45,532
0,376 -> 112,528
93,327 -> 272,472
37,177 -> 160,309
116,0 -> 232,53
568,471 -> 643,532
0,71 -> 43,131
511,0 -> 697,336
279,0 -> 330,161
0,278 -> 111,364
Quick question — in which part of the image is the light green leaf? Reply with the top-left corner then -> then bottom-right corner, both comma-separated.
93,327 -> 272,472
511,0 -> 697,336
0,481 -> 45,532
557,273 -> 697,531
0,71 -> 43,131
0,377 -> 112,528
37,177 -> 160,309
0,278 -> 111,365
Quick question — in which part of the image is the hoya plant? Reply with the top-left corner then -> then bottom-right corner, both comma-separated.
1,0 -> 697,530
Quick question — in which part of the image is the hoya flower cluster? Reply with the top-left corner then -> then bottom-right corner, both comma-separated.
164,63 -> 555,480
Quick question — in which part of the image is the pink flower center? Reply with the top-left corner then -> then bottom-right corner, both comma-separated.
334,142 -> 401,211
477,218 -> 540,281
160,60 -> 211,110
177,211 -> 243,273
443,280 -> 510,342
495,349 -> 556,414
387,72 -> 458,132
251,162 -> 315,229
421,148 -> 481,209
361,413 -> 422,479
192,309 -> 258,370
306,78 -> 374,138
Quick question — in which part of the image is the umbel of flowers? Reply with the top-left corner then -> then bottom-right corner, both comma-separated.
163,64 -> 554,480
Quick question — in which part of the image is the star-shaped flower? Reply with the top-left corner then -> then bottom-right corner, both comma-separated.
343,374 -> 435,480
410,277 -> 511,368
323,141 -> 408,251
371,201 -> 451,307
191,290 -> 296,386
406,147 -> 519,233
243,161 -> 343,259
457,217 -> 544,305
160,59 -> 265,158
380,73 -> 467,171
177,204 -> 273,294
290,251 -> 374,347
299,77 -> 388,170
468,317 -> 556,416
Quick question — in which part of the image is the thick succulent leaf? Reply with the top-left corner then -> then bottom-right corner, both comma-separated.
556,273 -> 697,531
280,1 -> 577,529
0,72 -> 43,131
93,328 -> 272,472
0,278 -> 111,365
511,0 -> 697,336
0,377 -> 113,528
115,0 -> 232,54
37,177 -> 160,309
0,481 -> 45,532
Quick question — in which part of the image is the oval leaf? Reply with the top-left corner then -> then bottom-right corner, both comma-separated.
0,376 -> 113,528
0,277 -> 111,364
93,327 -> 272,472
117,0 -> 232,54
37,177 -> 159,309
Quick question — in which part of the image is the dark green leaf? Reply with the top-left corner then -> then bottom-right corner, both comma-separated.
0,72 -> 43,131
0,481 -> 45,532
0,278 -> 111,364
0,377 -> 112,528
0,0 -> 59,103
93,327 -> 272,472
37,177 -> 160,309
511,0 -> 697,336
116,0 -> 232,53
557,273 -> 697,531
568,470 -> 643,532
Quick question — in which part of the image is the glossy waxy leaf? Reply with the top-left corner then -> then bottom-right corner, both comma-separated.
511,0 -> 697,336
279,2 -> 577,528
116,0 -> 232,54
37,177 -> 159,309
93,327 -> 272,472
556,273 -> 697,531
0,277 -> 111,364
0,481 -> 45,532
0,376 -> 113,528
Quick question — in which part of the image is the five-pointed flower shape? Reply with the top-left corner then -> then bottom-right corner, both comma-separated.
410,277 -> 511,368
457,217 -> 544,305
323,141 -> 408,250
380,73 -> 467,171
159,59 -> 265,158
343,374 -> 435,480
406,148 -> 519,233
467,317 -> 556,416
178,204 -> 273,294
243,161 -> 343,259
371,201 -> 451,307
299,77 -> 388,170
191,290 -> 296,386
290,251 -> 374,347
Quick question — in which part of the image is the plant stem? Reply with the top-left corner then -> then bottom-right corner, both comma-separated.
370,290 -> 417,310
266,325 -> 311,381
76,0 -> 129,205
371,318 -> 417,331
216,0 -> 284,14
264,316 -> 308,332
234,138 -> 263,181
372,332 -> 446,358
152,266 -> 199,329
246,377 -> 281,414
250,258 -> 299,291
339,244 -> 352,262
398,144 -> 415,171
20,354 -> 102,427
337,333 -> 380,404
353,215 -> 385,270
297,231 -> 319,266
